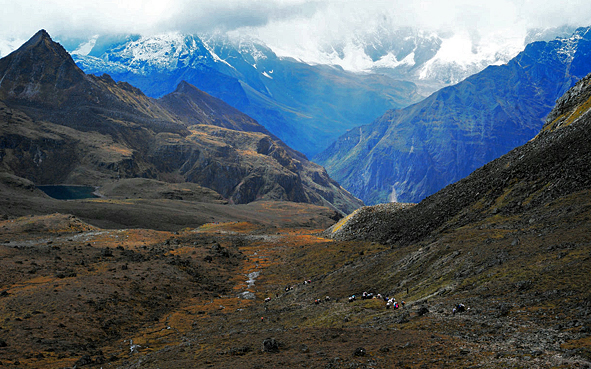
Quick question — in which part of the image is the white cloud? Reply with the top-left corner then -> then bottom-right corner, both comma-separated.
248,0 -> 591,65
0,0 -> 590,59
0,0 -> 323,39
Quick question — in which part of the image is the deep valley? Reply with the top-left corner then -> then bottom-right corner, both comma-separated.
1,26 -> 591,369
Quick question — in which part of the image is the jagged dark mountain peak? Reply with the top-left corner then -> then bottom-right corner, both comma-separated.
172,80 -> 237,109
18,29 -> 51,49
174,80 -> 196,93
0,29 -> 86,103
159,80 -> 269,134
170,80 -> 228,108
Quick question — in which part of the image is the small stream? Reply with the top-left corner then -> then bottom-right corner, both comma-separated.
238,271 -> 260,300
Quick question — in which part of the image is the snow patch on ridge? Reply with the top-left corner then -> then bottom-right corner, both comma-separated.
200,38 -> 236,70
556,32 -> 582,64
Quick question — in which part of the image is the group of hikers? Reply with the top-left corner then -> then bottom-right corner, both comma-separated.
314,296 -> 331,304
452,303 -> 467,315
268,279 -> 468,315
347,292 -> 406,309
280,280 -> 410,310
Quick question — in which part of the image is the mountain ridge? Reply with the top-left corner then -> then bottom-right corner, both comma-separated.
324,69 -> 591,244
0,30 -> 362,214
316,26 -> 591,205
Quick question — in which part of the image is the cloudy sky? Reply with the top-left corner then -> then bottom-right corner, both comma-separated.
2,0 -> 591,64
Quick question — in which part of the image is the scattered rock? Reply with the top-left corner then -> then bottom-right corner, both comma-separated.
229,346 -> 251,356
353,347 -> 366,357
417,306 -> 429,316
497,303 -> 512,317
397,311 -> 410,324
262,338 -> 280,353
75,355 -> 93,367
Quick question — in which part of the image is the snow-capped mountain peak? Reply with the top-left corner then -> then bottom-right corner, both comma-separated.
69,32 -> 244,75
104,33 -> 204,72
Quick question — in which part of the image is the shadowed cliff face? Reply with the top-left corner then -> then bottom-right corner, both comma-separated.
316,27 -> 591,205
0,30 -> 362,214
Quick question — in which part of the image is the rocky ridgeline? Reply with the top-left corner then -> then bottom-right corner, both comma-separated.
324,202 -> 415,241
542,72 -> 591,133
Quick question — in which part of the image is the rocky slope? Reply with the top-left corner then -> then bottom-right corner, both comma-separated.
158,80 -> 271,135
317,26 -> 591,205
0,30 -> 362,214
541,72 -> 591,133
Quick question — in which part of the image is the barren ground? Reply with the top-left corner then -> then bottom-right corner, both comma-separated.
0,199 -> 589,368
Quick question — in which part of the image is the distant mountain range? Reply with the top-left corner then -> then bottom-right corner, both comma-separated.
305,25 -> 578,94
316,27 -> 591,205
0,26 -> 574,159
2,26 -> 587,211
0,30 -> 362,214
61,33 -> 420,157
